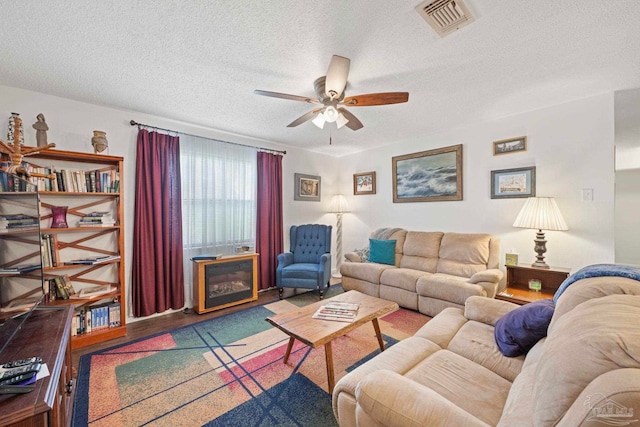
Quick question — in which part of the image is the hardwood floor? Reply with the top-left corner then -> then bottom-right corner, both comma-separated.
72,280 -> 341,371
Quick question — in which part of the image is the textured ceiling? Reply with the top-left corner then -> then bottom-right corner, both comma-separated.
1,0 -> 639,157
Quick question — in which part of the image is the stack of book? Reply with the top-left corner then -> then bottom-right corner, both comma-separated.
77,212 -> 115,227
312,301 -> 360,322
0,214 -> 38,232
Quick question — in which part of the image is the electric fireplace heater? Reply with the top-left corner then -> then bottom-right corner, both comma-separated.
192,254 -> 258,314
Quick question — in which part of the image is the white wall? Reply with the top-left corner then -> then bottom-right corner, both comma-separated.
614,88 -> 640,267
0,85 -> 340,323
615,169 -> 640,267
0,85 -> 619,321
337,93 -> 616,274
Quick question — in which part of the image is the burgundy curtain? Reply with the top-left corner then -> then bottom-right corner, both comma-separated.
256,152 -> 283,290
132,129 -> 184,316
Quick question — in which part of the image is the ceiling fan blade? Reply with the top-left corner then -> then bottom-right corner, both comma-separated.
342,92 -> 409,107
338,108 -> 363,131
254,90 -> 320,104
324,55 -> 350,99
287,108 -> 324,127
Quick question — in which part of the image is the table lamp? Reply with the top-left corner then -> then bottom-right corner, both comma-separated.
329,194 -> 350,278
513,197 -> 568,269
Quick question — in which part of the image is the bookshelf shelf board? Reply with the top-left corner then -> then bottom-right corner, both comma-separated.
71,325 -> 126,348
39,191 -> 120,196
40,225 -> 120,233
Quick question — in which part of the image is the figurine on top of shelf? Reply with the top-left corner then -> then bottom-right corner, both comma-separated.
91,130 -> 108,154
32,113 -> 49,147
0,112 -> 56,179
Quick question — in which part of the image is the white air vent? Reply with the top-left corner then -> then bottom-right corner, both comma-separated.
415,0 -> 475,37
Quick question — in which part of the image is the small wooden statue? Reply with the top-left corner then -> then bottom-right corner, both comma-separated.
32,113 -> 49,147
0,113 -> 56,179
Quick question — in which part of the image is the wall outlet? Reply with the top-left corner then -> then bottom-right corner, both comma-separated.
582,188 -> 594,201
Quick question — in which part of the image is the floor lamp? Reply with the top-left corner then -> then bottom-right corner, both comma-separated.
513,197 -> 568,268
329,194 -> 350,278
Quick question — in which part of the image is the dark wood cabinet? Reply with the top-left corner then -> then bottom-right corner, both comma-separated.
496,264 -> 571,305
0,306 -> 74,427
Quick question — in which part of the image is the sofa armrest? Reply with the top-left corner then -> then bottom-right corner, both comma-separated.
464,296 -> 520,326
468,269 -> 504,298
344,251 -> 363,263
356,370 -> 491,427
469,269 -> 503,284
277,252 -> 293,268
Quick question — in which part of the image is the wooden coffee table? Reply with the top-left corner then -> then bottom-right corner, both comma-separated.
265,290 -> 399,393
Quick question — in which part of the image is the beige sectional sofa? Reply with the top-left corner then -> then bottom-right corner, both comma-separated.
341,229 -> 504,316
332,274 -> 640,427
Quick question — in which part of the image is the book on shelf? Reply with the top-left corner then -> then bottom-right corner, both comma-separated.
0,263 -> 42,274
64,255 -> 121,265
312,301 -> 360,323
70,284 -> 115,299
53,275 -> 76,299
191,254 -> 223,261
71,301 -> 120,336
77,211 -> 115,227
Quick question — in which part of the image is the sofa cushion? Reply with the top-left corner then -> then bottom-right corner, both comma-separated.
549,276 -> 640,333
436,233 -> 491,277
340,262 -> 395,285
398,231 -> 443,273
417,273 -> 486,304
368,239 -> 397,265
532,294 -> 640,426
449,321 -> 524,382
405,350 -> 511,426
494,299 -> 554,357
380,268 -> 427,292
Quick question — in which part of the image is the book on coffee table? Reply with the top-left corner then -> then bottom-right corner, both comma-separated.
312,302 -> 360,322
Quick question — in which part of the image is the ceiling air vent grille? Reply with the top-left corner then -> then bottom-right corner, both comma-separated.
415,0 -> 475,37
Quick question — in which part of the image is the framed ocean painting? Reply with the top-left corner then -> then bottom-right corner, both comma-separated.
392,144 -> 463,203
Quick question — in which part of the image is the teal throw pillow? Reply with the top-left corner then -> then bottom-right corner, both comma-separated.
368,239 -> 396,265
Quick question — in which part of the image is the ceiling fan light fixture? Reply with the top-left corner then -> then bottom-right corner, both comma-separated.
312,113 -> 326,129
336,112 -> 349,129
323,106 -> 339,122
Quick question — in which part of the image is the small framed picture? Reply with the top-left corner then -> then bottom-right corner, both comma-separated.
294,173 -> 321,201
353,171 -> 376,195
505,253 -> 519,266
493,136 -> 527,156
491,166 -> 536,199
528,278 -> 542,292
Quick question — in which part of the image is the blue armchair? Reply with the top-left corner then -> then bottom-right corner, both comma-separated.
276,224 -> 332,299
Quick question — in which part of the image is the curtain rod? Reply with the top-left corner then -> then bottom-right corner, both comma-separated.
129,120 -> 286,155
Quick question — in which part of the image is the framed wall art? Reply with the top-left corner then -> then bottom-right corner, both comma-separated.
491,166 -> 536,199
493,136 -> 527,156
353,171 -> 376,195
294,173 -> 321,201
392,144 -> 463,203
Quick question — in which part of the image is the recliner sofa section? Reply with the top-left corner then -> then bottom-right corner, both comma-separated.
340,229 -> 504,317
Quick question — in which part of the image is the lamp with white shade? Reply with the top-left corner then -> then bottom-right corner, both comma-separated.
329,194 -> 350,278
513,197 -> 568,269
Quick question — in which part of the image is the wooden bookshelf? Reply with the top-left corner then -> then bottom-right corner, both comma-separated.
24,149 -> 126,349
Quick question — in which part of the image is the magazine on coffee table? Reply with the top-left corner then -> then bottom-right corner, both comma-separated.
312,301 -> 360,322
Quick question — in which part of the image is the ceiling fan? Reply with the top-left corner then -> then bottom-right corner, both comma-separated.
254,55 -> 409,131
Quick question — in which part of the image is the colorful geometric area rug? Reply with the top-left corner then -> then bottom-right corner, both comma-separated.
72,286 -> 429,427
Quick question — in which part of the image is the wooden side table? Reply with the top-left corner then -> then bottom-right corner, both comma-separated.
496,264 -> 571,305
